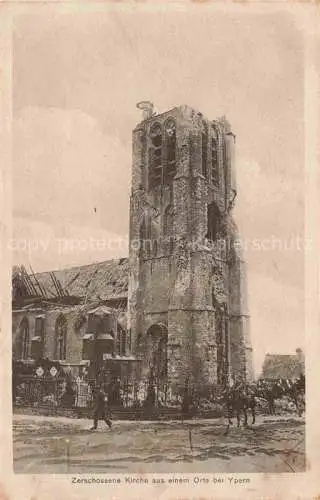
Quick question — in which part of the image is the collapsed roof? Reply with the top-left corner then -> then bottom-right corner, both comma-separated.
12,258 -> 129,306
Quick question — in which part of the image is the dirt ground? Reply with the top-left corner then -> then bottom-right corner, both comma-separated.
13,413 -> 305,474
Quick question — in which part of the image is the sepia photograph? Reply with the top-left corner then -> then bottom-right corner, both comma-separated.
7,4 -> 311,484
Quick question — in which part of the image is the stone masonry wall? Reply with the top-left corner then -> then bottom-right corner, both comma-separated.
228,230 -> 254,381
12,307 -> 87,365
128,105 -> 253,389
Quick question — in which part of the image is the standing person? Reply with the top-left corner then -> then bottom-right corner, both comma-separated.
90,384 -> 112,430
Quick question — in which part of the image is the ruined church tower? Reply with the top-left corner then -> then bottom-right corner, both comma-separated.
127,103 -> 253,391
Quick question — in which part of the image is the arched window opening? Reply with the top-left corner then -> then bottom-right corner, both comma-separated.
35,316 -> 45,342
148,122 -> 162,189
19,317 -> 29,360
148,119 -> 177,190
31,316 -> 45,360
55,314 -> 67,361
206,203 -> 220,242
147,324 -> 168,382
211,137 -> 219,186
164,119 -> 176,184
202,122 -> 208,178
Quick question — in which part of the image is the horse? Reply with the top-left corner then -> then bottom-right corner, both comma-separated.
256,376 -> 305,416
281,376 -> 305,416
255,379 -> 285,415
222,383 -> 256,428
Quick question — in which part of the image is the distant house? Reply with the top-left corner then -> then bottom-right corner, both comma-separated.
261,348 -> 305,380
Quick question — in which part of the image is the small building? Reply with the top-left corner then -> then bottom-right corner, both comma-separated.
260,349 -> 305,380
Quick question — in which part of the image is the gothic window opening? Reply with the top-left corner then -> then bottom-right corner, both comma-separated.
31,315 -> 45,360
35,316 -> 44,341
202,122 -> 208,178
164,119 -> 177,184
147,324 -> 168,382
55,314 -> 67,361
211,137 -> 219,186
206,203 -> 220,242
148,119 -> 177,190
19,317 -> 29,360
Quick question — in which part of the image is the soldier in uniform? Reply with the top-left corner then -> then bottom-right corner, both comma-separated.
90,384 -> 112,430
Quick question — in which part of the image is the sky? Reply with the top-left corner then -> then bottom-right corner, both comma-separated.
12,8 -> 305,374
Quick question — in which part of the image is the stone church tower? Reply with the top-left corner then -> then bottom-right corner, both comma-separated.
128,103 -> 253,391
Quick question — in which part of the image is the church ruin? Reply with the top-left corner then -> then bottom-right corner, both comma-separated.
12,103 -> 254,397
128,104 -> 254,389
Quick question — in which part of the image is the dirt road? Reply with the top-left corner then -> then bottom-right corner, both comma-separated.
13,413 -> 305,474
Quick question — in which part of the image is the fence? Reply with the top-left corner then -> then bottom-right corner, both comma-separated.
13,374 -> 225,416
14,375 -> 84,410
13,375 -> 170,410
13,375 -> 305,420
